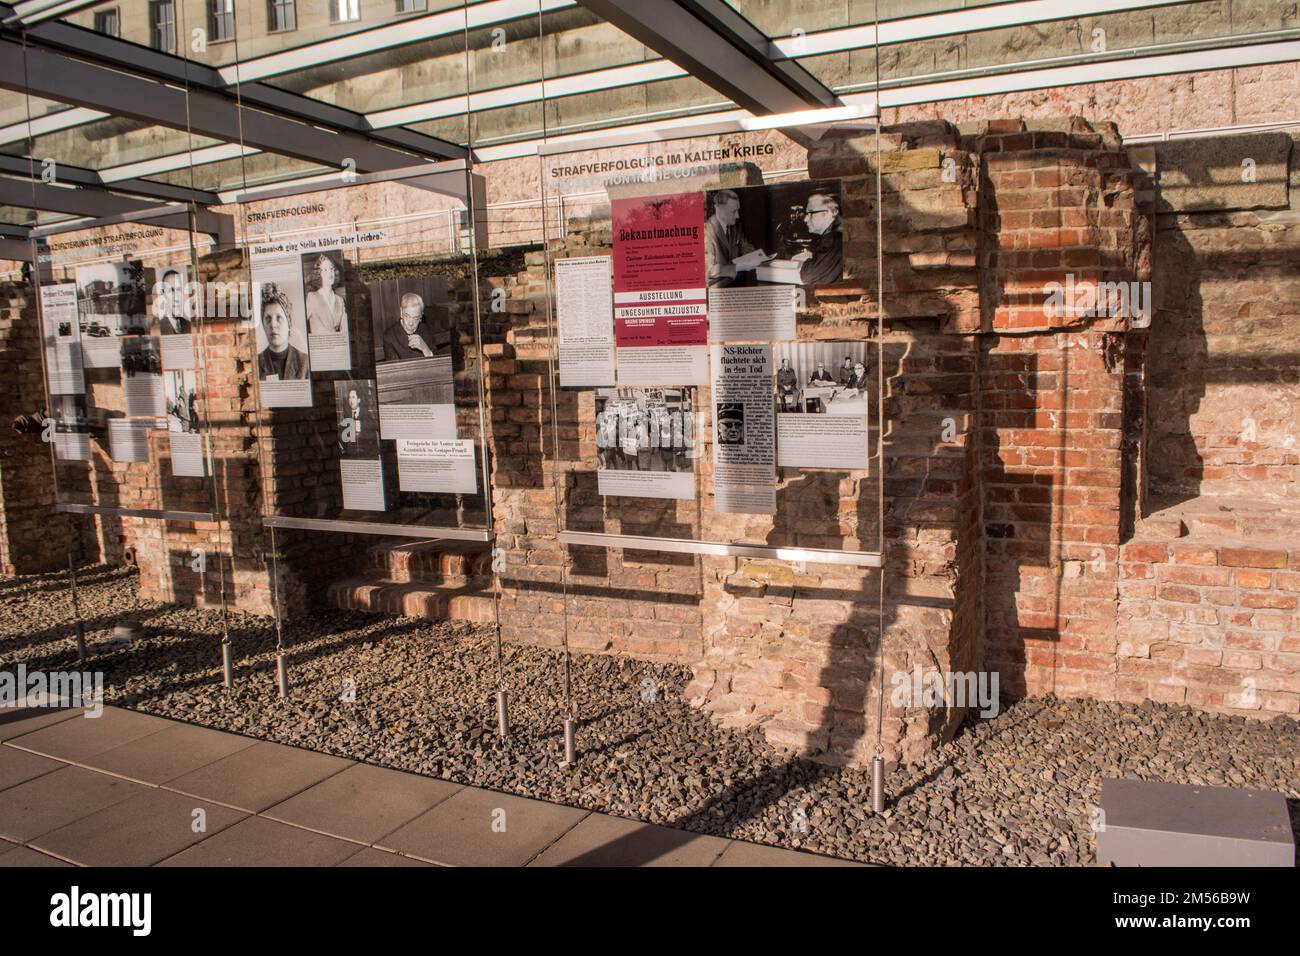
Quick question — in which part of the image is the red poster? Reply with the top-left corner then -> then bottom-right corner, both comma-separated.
611,192 -> 707,349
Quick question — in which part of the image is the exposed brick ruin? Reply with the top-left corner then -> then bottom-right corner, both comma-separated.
1,116 -> 1295,767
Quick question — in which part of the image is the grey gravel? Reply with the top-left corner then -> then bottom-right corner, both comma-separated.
3,565 -> 1297,866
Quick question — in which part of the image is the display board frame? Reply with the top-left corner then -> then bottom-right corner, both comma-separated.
537,107 -> 886,568
237,159 -> 496,544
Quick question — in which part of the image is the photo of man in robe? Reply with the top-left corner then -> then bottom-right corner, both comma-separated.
791,192 -> 844,287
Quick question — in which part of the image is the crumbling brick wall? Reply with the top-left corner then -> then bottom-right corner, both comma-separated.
0,280 -> 78,574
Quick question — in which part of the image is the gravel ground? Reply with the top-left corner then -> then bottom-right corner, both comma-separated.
4,565 -> 1297,866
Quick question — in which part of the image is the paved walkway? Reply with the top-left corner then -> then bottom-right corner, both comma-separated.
0,705 -> 859,867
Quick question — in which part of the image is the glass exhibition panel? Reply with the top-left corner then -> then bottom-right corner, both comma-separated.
236,164 -> 493,542
537,115 -> 886,565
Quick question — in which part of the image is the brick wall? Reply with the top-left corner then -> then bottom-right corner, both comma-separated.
0,281 -> 78,574
3,113 -> 1294,765
1118,538 -> 1299,716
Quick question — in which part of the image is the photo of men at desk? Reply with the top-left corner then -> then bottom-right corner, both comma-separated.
705,181 -> 844,288
774,344 -> 868,415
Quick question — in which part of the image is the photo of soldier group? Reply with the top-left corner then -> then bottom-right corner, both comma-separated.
595,387 -> 696,474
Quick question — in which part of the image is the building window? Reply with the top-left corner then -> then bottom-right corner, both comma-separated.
150,1 -> 177,53
331,0 -> 360,23
209,0 -> 235,41
396,0 -> 426,12
268,0 -> 296,31
93,8 -> 120,37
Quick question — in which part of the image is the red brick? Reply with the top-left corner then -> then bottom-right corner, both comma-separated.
1220,547 -> 1287,569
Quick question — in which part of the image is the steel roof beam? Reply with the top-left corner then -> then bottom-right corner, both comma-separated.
0,152 -> 220,205
576,0 -> 837,115
0,176 -> 167,218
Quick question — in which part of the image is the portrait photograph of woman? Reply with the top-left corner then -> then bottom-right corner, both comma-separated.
303,251 -> 348,334
301,248 -> 353,371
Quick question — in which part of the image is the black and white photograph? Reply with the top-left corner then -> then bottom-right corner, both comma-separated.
303,250 -> 349,336
153,265 -> 192,336
773,341 -> 870,472
368,277 -> 455,441
255,280 -> 313,408
51,393 -> 92,462
773,342 -> 869,415
121,336 -> 167,420
52,393 -> 89,435
334,379 -> 380,459
75,259 -> 150,367
302,249 -> 352,371
704,180 -> 844,289
165,369 -> 200,434
595,386 -> 696,500
75,259 -> 150,336
368,276 -> 451,366
716,402 -> 745,445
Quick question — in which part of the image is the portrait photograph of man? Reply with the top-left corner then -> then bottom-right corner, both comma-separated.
366,277 -> 455,441
154,266 -> 191,335
334,379 -> 381,459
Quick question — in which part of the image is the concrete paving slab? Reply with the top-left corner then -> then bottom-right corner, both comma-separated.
528,812 -> 730,867
0,844 -> 74,867
712,839 -> 865,867
32,788 -> 247,867
338,847 -> 436,867
0,706 -> 82,742
0,765 -> 148,842
164,740 -> 353,812
0,745 -> 65,791
157,816 -> 360,867
85,722 -> 260,784
6,706 -> 172,762
380,787 -> 588,866
264,762 -> 462,845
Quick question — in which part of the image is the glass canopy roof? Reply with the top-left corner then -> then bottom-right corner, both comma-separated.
0,0 -> 1294,232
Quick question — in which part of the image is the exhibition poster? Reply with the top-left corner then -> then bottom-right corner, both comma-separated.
595,386 -> 696,500
121,337 -> 167,420
154,264 -> 197,371
250,264 -> 313,408
74,260 -> 149,368
335,380 -> 385,511
554,255 -> 616,387
368,278 -> 456,441
711,344 -> 776,515
52,394 -> 90,461
165,369 -> 205,477
704,181 -> 844,343
302,248 -> 352,371
774,342 -> 870,472
397,439 -> 478,495
611,192 -> 708,385
38,282 -> 84,396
